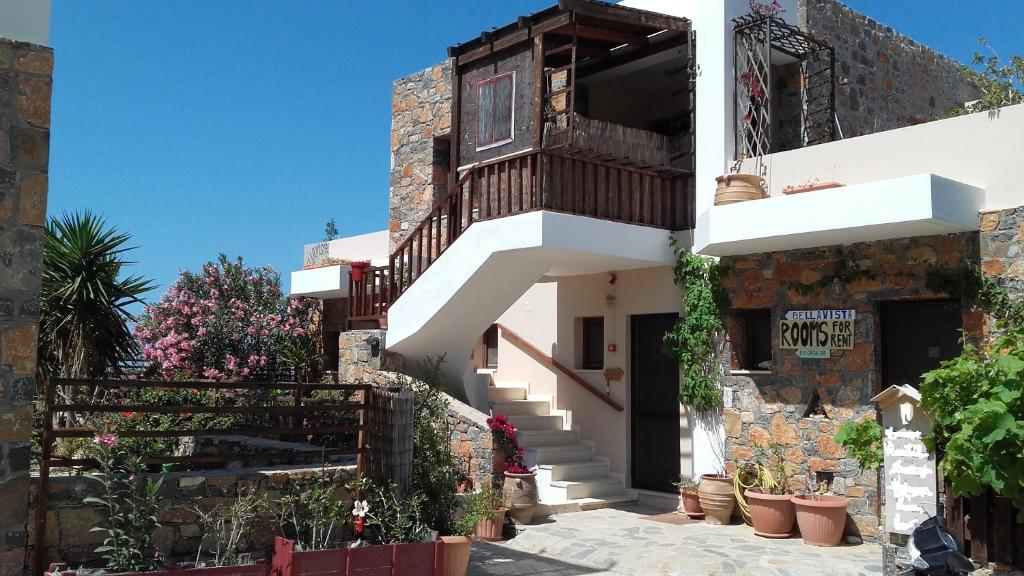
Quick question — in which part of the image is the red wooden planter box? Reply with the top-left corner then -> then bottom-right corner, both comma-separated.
270,537 -> 444,576
52,564 -> 270,576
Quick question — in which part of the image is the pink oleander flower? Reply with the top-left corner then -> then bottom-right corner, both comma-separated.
93,433 -> 119,449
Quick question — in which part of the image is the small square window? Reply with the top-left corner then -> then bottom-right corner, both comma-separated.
577,317 -> 604,370
731,309 -> 773,371
477,72 -> 514,150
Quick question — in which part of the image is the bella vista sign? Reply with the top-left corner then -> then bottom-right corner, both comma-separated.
780,309 -> 855,350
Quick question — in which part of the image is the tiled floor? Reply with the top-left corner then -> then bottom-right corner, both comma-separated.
468,506 -> 883,576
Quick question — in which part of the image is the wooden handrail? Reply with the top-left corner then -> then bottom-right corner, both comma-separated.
496,323 -> 623,412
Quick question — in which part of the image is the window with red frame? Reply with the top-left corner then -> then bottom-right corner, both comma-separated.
477,72 -> 514,149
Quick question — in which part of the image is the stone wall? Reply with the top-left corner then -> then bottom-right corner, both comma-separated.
800,0 -> 979,138
719,232 -> 977,541
446,396 -> 493,489
337,329 -> 403,385
30,464 -> 355,567
980,207 -> 1024,300
389,61 -> 452,250
0,36 -> 52,576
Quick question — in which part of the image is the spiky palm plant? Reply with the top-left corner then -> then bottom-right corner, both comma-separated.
38,211 -> 153,381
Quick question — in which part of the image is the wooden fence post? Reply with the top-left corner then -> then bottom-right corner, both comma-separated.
366,387 -> 414,494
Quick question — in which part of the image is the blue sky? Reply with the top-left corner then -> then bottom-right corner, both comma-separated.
48,1 -> 1022,302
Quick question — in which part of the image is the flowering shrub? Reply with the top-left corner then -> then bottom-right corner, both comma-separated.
136,254 -> 320,380
749,0 -> 784,17
487,413 -> 530,474
83,432 -> 166,572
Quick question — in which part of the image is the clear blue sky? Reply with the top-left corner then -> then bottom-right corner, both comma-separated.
49,1 -> 1021,302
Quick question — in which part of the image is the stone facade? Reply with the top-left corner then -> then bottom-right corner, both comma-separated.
389,61 -> 452,250
0,36 -> 52,576
446,396 -> 493,489
337,329 -> 403,385
800,0 -> 979,138
30,464 -> 354,567
719,232 -> 977,541
980,206 -> 1024,299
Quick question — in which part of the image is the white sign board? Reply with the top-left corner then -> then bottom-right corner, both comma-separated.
303,242 -> 330,269
872,385 -> 937,535
780,309 -> 856,350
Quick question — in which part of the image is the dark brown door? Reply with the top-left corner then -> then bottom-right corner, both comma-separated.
881,300 -> 962,389
630,313 -> 681,493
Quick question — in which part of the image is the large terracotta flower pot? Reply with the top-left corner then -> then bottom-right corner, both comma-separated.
492,451 -> 506,478
745,489 -> 795,538
714,174 -> 766,205
474,509 -> 506,541
792,495 -> 849,547
441,535 -> 472,576
503,472 -> 538,524
697,474 -> 735,525
679,488 -> 704,519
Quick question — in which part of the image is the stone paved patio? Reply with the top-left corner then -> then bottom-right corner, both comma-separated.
468,506 -> 883,576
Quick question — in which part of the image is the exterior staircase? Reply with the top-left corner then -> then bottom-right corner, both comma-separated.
490,381 -> 638,514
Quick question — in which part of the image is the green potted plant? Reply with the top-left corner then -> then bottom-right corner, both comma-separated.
489,413 -> 538,524
461,486 -> 507,541
737,443 -> 795,538
673,475 -> 703,519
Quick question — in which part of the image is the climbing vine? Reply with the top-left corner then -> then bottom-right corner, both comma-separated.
921,263 -> 1024,520
664,237 -> 730,412
785,248 -> 875,296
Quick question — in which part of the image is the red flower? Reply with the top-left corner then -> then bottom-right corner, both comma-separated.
121,411 -> 136,418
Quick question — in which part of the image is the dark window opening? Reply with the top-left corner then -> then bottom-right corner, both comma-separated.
579,317 -> 604,370
477,72 -> 514,149
484,324 -> 499,369
732,309 -> 773,370
881,300 -> 962,389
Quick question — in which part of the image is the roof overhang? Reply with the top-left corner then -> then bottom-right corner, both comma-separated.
447,0 -> 690,71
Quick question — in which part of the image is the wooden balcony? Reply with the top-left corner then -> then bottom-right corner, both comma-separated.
349,148 -> 692,325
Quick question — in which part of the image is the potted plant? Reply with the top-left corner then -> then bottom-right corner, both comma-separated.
349,261 -> 371,283
462,486 -> 507,541
697,472 -> 736,525
490,414 -> 538,524
738,444 -> 795,538
673,475 -> 704,519
791,493 -> 849,547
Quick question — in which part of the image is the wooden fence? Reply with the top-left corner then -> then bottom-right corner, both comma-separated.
945,481 -> 1024,569
34,378 -> 412,575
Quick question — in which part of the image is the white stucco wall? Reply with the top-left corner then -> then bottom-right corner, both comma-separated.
0,0 -> 50,46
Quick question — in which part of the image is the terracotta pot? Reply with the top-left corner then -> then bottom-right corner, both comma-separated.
503,472 -> 538,524
697,474 -> 735,525
679,488 -> 704,519
350,261 -> 371,283
745,489 -> 795,538
714,174 -> 766,205
474,509 -> 506,541
441,535 -> 472,576
492,451 -> 506,478
792,494 -> 849,547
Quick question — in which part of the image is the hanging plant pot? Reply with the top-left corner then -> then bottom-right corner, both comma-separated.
503,471 -> 539,524
792,495 -> 849,546
679,488 -> 704,520
350,261 -> 371,283
714,174 -> 766,205
745,489 -> 796,538
697,474 -> 736,525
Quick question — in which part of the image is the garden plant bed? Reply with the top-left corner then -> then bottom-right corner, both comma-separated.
270,537 -> 445,576
46,564 -> 269,576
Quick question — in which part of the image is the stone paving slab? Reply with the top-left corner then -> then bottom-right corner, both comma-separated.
468,506 -> 883,576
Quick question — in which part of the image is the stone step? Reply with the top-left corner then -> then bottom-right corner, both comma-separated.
535,491 -> 640,517
537,460 -> 610,481
488,383 -> 529,402
525,444 -> 593,466
507,414 -> 563,432
517,429 -> 580,448
491,400 -> 550,416
551,477 -> 626,500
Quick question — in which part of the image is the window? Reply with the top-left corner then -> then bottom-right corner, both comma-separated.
577,317 -> 605,370
484,324 -> 499,369
477,72 -> 514,150
732,309 -> 773,371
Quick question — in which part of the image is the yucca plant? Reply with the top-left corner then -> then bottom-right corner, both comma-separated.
38,211 -> 153,381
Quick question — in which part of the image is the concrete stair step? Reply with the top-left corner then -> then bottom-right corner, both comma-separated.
491,400 -> 550,416
537,460 -> 609,481
489,383 -> 528,402
525,444 -> 593,466
551,477 -> 626,500
535,491 -> 640,517
517,429 -> 580,447
508,414 -> 563,432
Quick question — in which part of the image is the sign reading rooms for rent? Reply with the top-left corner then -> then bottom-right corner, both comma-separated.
780,309 -> 856,350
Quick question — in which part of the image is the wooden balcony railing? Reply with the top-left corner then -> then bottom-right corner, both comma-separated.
348,148 -> 692,324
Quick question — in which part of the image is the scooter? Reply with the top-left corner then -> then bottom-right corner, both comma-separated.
897,516 -> 975,576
